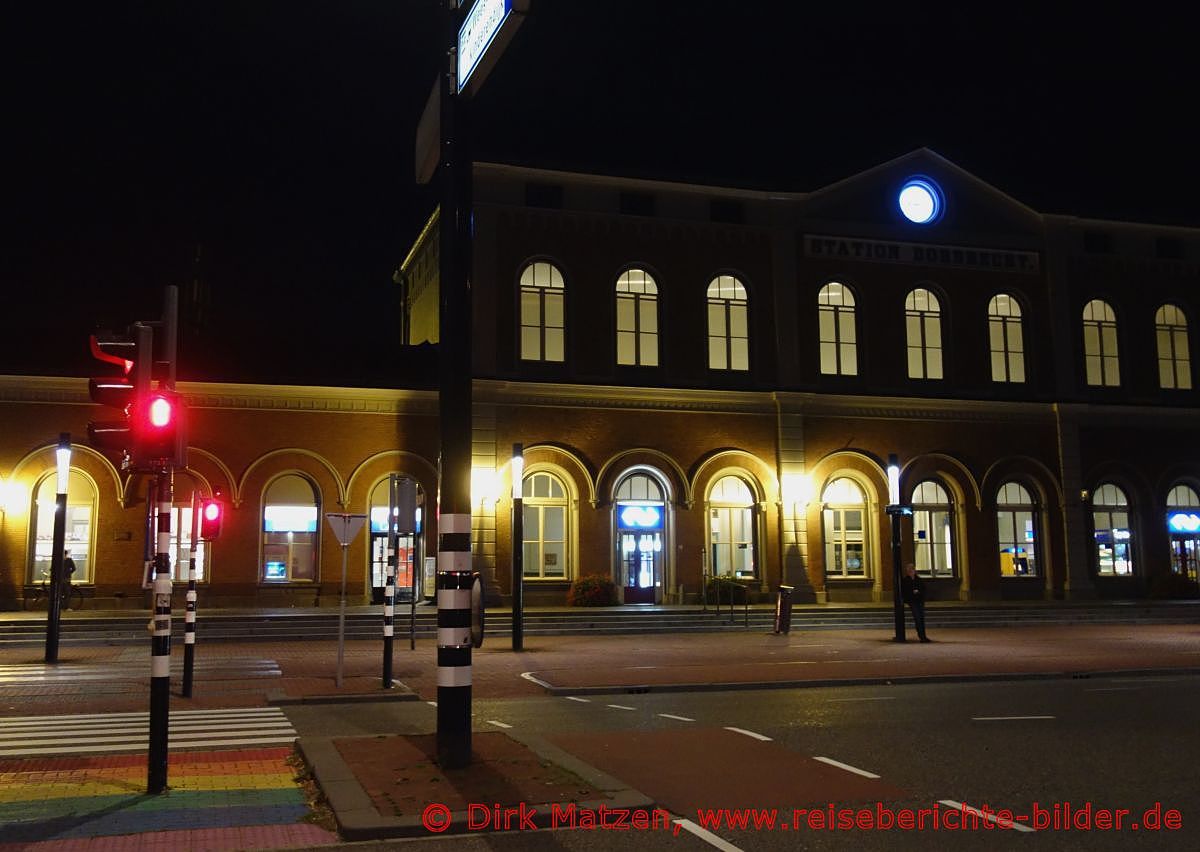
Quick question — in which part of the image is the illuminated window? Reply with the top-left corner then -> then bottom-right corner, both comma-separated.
1155,304 -> 1192,390
368,478 -> 420,602
166,504 -> 208,583
262,474 -> 319,582
707,275 -> 749,371
616,269 -> 659,367
522,471 -> 569,579
822,478 -> 867,578
520,261 -> 565,362
709,475 -> 756,579
988,293 -> 1025,383
1082,299 -> 1120,387
996,482 -> 1039,577
30,470 -> 95,584
905,288 -> 943,379
818,282 -> 857,376
1166,483 -> 1200,581
912,480 -> 954,578
1092,483 -> 1133,576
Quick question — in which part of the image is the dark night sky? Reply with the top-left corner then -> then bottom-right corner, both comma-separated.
3,2 -> 1196,385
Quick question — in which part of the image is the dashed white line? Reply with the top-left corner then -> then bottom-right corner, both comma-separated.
1084,687 -> 1141,692
564,696 -> 591,703
813,756 -> 880,779
940,799 -> 1035,833
673,818 -> 745,851
486,720 -> 512,729
827,696 -> 897,702
723,726 -> 771,742
658,713 -> 695,722
971,715 -> 1054,721
607,704 -> 637,711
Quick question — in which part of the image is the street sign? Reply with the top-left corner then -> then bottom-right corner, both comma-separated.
415,77 -> 440,185
457,0 -> 529,97
325,513 -> 367,546
470,572 -> 485,648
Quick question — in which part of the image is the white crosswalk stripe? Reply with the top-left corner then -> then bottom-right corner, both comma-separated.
0,707 -> 296,757
0,659 -> 282,686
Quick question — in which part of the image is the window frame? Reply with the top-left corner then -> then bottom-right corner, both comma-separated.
28,469 -> 97,585
818,282 -> 858,376
987,293 -> 1026,383
707,474 -> 758,580
911,480 -> 955,578
519,261 -> 566,363
1091,482 -> 1134,576
996,481 -> 1039,578
706,274 -> 750,372
821,477 -> 869,579
260,474 -> 321,583
905,287 -> 944,380
615,268 -> 660,367
521,470 -> 571,580
1082,299 -> 1120,387
1155,303 -> 1192,390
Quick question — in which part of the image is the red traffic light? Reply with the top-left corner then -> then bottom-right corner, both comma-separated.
199,498 -> 223,540
147,394 -> 175,428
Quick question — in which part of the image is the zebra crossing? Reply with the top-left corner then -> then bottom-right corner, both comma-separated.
0,658 -> 282,687
0,706 -> 297,758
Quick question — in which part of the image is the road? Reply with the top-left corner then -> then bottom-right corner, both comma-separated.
283,675 -> 1200,851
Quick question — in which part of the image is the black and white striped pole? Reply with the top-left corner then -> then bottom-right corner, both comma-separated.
181,491 -> 199,698
436,514 -> 475,768
511,444 -> 524,652
147,473 -> 173,794
383,474 -> 399,688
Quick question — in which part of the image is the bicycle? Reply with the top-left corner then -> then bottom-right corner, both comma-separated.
25,570 -> 84,611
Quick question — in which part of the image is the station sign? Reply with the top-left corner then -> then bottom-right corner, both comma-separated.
617,503 -> 663,531
457,0 -> 529,97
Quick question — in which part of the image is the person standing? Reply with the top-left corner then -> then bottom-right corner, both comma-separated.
900,562 -> 930,642
63,549 -> 77,580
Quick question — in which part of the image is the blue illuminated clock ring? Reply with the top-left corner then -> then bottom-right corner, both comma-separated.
898,178 -> 943,225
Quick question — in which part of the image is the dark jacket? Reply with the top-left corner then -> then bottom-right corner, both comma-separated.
900,572 -> 924,605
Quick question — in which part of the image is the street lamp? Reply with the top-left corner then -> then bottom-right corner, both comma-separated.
45,432 -> 71,663
884,453 -> 912,642
511,444 -> 524,651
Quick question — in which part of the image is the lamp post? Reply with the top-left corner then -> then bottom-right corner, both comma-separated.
511,444 -> 524,651
885,454 -> 911,642
45,433 -> 72,664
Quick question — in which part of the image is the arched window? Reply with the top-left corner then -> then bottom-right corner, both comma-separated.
1165,483 -> 1200,581
707,275 -> 749,371
368,477 -> 421,602
912,480 -> 954,578
996,481 -> 1039,577
616,269 -> 659,367
1082,299 -> 1120,387
522,471 -> 570,579
30,470 -> 96,584
1092,483 -> 1133,576
822,478 -> 867,578
905,288 -> 943,379
166,493 -> 209,583
1155,304 -> 1192,390
262,475 -> 319,582
615,471 -> 668,603
818,282 -> 857,376
988,293 -> 1025,383
709,475 -> 757,579
520,261 -> 565,362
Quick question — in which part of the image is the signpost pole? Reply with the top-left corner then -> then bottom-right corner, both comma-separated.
324,513 -> 367,689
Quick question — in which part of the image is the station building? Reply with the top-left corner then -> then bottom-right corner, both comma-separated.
3,149 -> 1199,610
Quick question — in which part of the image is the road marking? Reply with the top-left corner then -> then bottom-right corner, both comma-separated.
426,701 -> 438,708
607,704 -> 636,711
1084,687 -> 1141,692
565,696 -> 591,703
486,720 -> 512,729
519,671 -> 554,689
723,727 -> 771,742
971,715 -> 1055,721
940,799 -> 1035,833
658,713 -> 695,722
673,818 -> 745,851
813,756 -> 880,779
827,696 -> 897,702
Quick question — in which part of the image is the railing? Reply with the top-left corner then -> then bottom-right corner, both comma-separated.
702,571 -> 749,627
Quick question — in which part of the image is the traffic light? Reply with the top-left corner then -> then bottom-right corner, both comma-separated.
198,497 -> 223,541
134,390 -> 184,468
87,324 -> 151,468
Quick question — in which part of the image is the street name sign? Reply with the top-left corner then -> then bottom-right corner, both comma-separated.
457,0 -> 529,97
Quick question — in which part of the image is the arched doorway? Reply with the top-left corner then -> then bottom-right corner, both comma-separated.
1166,483 -> 1200,581
613,470 -> 669,604
29,470 -> 96,584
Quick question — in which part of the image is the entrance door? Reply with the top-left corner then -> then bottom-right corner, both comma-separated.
621,531 -> 661,604
1171,535 -> 1200,581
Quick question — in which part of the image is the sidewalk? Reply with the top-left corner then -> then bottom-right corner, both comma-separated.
2,621 -> 1198,848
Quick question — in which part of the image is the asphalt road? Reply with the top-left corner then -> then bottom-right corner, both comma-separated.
286,675 -> 1200,851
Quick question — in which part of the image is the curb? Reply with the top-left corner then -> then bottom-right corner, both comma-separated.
297,731 -> 655,841
531,666 -> 1200,696
269,688 -> 420,707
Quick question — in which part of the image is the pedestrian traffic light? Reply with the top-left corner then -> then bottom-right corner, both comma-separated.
198,497 -> 223,541
87,324 -> 151,468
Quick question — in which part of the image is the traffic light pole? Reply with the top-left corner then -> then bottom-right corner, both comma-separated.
148,473 -> 174,794
182,491 -> 199,698
383,474 -> 398,688
436,0 -> 475,771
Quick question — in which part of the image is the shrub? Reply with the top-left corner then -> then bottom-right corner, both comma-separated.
706,576 -> 749,604
567,575 -> 619,606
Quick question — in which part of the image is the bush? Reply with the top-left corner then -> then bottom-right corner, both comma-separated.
1148,572 -> 1200,599
567,575 -> 619,607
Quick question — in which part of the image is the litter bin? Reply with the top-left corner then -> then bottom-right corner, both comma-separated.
774,585 -> 795,634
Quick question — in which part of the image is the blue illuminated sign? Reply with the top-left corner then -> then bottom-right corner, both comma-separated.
1168,512 -> 1200,533
898,177 -> 943,225
617,504 -> 663,530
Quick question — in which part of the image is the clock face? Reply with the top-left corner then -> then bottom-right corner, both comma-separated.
898,178 -> 942,224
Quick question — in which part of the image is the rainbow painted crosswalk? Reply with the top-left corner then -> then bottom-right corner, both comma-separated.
0,746 -> 337,850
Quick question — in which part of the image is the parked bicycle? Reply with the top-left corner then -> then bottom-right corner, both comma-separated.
25,568 -> 84,611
